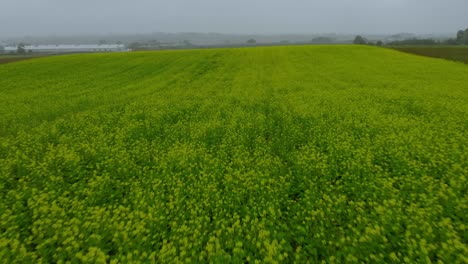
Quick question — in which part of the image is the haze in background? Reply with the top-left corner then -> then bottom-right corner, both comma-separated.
1,0 -> 467,37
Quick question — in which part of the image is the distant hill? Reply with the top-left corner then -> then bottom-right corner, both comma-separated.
0,32 -> 453,47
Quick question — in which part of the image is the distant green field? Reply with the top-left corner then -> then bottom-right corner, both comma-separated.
392,46 -> 468,64
0,46 -> 467,263
0,54 -> 47,64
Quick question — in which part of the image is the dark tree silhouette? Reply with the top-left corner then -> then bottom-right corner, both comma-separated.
246,39 -> 257,45
183,40 -> 193,46
456,30 -> 464,44
17,43 -> 26,54
128,42 -> 142,50
464,28 -> 468,45
353,35 -> 367,45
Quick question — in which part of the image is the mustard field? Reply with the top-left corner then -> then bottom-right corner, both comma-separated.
0,46 -> 467,263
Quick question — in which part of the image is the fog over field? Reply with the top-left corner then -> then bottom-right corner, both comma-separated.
1,0 -> 468,37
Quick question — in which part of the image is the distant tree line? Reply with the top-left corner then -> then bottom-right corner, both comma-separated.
353,36 -> 383,46
354,28 -> 468,46
310,37 -> 335,44
386,38 -> 439,46
456,28 -> 468,45
353,35 -> 438,46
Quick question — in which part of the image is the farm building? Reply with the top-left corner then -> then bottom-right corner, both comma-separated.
2,44 -> 128,54
3,47 -> 17,53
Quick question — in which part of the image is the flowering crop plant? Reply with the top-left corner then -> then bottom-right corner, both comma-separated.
0,45 -> 467,263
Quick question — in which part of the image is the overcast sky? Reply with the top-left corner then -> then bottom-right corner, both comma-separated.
1,0 -> 467,37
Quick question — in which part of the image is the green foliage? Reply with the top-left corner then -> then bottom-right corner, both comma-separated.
0,46 -> 467,263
